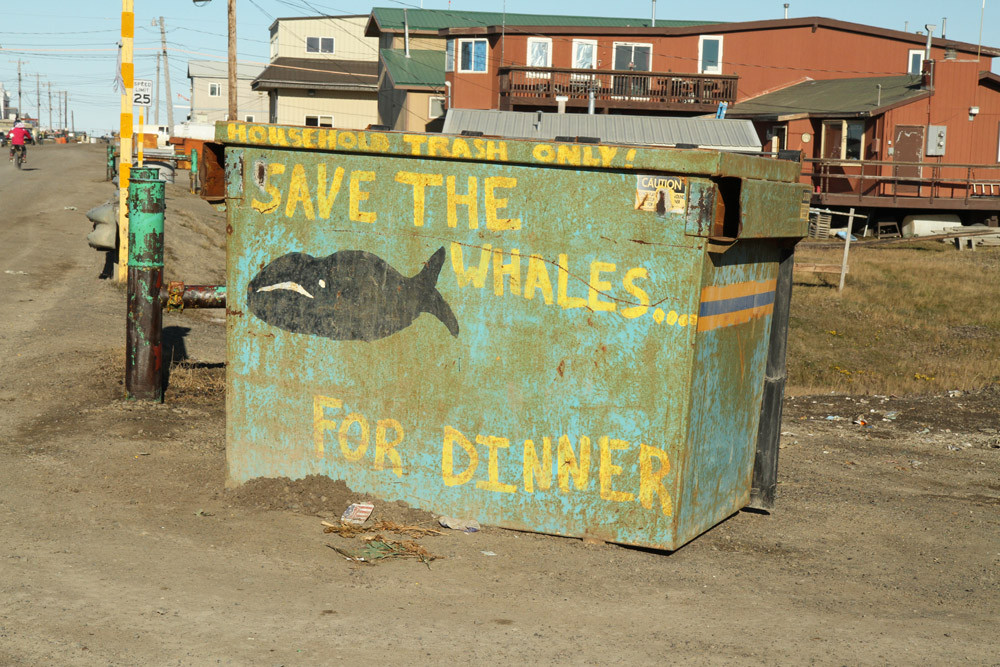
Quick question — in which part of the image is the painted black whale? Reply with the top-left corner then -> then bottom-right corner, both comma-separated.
247,247 -> 459,341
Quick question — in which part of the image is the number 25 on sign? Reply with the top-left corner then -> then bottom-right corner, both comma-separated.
133,79 -> 152,107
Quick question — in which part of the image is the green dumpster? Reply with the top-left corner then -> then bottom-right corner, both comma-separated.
213,121 -> 809,550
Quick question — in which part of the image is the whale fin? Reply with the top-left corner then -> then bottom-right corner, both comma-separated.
416,247 -> 459,337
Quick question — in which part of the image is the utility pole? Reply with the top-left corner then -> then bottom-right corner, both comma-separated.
47,83 -> 52,131
228,0 -> 237,120
35,74 -> 40,127
158,17 -> 174,132
154,51 -> 161,126
16,59 -> 23,119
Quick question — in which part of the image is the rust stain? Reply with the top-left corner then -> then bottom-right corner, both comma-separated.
556,359 -> 565,378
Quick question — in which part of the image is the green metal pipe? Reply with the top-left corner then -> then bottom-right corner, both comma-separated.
106,144 -> 116,181
190,148 -> 199,194
126,174 -> 165,401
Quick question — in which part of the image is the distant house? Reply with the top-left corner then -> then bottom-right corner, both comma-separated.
187,60 -> 268,124
363,8 -> 698,131
253,15 -> 379,128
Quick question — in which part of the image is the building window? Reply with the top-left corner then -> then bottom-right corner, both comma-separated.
699,36 -> 723,74
527,37 -> 552,68
458,39 -> 487,73
429,96 -> 446,118
612,42 -> 652,71
845,121 -> 864,159
305,115 -> 333,127
572,39 -> 597,70
306,37 -> 334,54
445,39 -> 455,73
822,120 -> 865,159
209,83 -> 221,97
244,115 -> 255,123
270,25 -> 278,61
908,49 -> 924,74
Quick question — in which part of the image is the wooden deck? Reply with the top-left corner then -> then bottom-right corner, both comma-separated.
498,67 -> 737,114
806,158 -> 1000,210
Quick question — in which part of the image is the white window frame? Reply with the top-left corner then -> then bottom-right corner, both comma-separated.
208,83 -> 221,97
526,37 -> 553,79
572,39 -> 598,70
445,39 -> 455,73
457,38 -> 488,73
304,115 -> 334,128
571,39 -> 598,83
611,41 -> 653,71
270,29 -> 278,61
428,96 -> 446,118
306,36 -> 334,54
698,35 -> 723,74
244,114 -> 255,123
907,49 -> 924,75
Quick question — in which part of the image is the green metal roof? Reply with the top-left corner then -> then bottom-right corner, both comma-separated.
370,7 -> 714,31
730,75 -> 929,118
380,49 -> 446,89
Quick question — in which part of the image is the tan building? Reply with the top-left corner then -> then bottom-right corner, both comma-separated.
187,61 -> 268,124
254,15 -> 380,128
364,8 -> 450,132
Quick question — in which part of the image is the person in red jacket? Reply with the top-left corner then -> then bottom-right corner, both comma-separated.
8,121 -> 32,163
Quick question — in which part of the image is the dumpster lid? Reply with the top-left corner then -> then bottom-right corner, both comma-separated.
214,121 -> 801,183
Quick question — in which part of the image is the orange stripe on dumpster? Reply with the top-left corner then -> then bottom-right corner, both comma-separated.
698,280 -> 777,332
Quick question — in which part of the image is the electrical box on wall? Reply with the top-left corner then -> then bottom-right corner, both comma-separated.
926,125 -> 947,156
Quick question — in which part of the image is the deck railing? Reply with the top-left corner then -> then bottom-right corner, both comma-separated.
499,67 -> 737,112
805,158 -> 1000,206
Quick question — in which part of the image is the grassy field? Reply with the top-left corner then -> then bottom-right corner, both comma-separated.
786,238 -> 1000,395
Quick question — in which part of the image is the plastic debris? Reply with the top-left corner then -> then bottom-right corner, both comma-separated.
480,551 -> 498,557
918,428 -> 931,435
825,415 -> 844,421
947,445 -> 962,452
947,390 -> 963,398
884,411 -> 900,420
438,516 -> 480,533
340,502 -> 375,526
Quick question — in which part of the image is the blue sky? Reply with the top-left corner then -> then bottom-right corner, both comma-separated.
0,0 -> 994,133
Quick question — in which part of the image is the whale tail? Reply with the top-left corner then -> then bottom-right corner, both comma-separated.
415,247 -> 460,337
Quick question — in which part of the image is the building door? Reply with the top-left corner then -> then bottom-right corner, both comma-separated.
893,125 -> 924,196
612,43 -> 651,97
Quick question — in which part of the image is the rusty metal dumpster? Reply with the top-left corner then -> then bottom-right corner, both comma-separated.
212,121 -> 809,550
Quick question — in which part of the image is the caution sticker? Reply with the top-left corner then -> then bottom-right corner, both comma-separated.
635,174 -> 687,213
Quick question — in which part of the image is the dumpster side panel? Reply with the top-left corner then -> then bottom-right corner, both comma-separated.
675,240 -> 780,545
227,146 -> 713,549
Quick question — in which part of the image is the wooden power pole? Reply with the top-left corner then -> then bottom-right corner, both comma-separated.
158,17 -> 174,132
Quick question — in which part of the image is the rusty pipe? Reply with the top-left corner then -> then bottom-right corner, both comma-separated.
161,282 -> 227,312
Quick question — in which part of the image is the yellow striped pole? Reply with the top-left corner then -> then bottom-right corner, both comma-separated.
118,0 -> 134,282
137,112 -> 144,167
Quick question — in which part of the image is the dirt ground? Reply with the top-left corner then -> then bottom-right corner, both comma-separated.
0,144 -> 997,665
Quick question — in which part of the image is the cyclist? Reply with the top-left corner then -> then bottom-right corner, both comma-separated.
8,120 -> 32,165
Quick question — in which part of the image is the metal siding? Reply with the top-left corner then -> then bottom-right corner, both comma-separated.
443,109 -> 761,150
220,122 -> 804,550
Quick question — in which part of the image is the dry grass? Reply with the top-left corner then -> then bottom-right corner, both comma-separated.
101,349 -> 225,401
164,361 -> 225,400
787,239 -> 1000,395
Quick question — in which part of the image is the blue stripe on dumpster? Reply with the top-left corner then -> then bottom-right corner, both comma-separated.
699,290 -> 776,318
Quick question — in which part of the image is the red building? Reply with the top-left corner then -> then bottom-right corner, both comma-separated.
440,16 -> 1000,226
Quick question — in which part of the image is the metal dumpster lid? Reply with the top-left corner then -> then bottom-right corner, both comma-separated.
214,121 -> 801,183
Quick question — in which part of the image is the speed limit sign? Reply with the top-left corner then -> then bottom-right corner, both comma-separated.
133,79 -> 153,107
